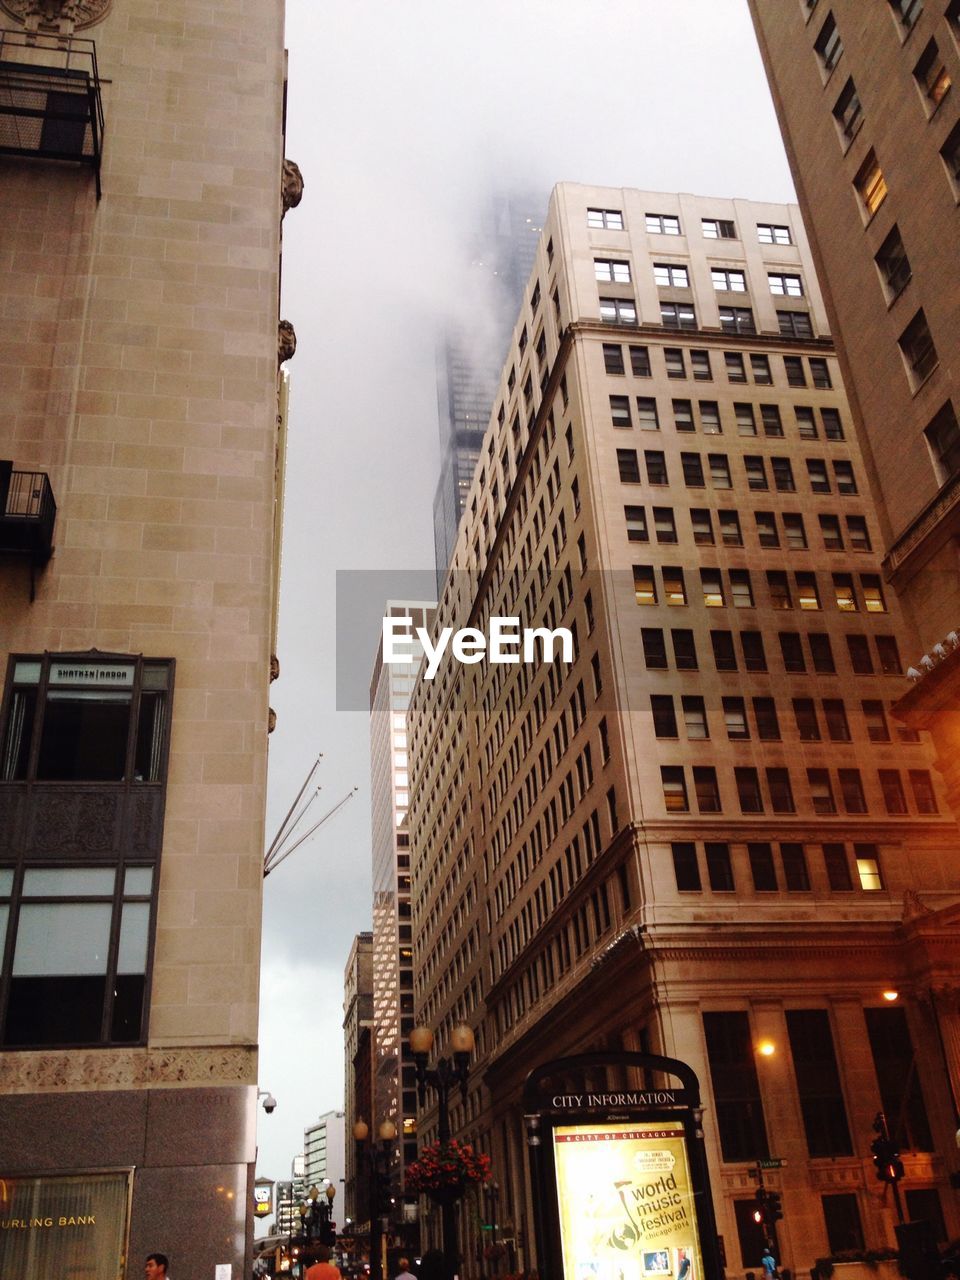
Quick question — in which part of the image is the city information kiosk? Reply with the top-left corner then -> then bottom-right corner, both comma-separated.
522,1053 -> 723,1280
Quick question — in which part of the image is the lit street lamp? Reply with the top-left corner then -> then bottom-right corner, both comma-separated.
353,1116 -> 398,1280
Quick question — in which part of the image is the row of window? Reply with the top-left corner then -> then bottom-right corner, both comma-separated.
625,503 -> 871,552
595,257 -> 805,298
638,626 -> 902,676
608,396 -> 845,447
670,839 -> 894,894
602,342 -> 834,390
600,296 -> 814,338
660,760 -> 937,817
634,565 -> 885,613
587,206 -> 794,245
616,447 -> 857,494
651,691 -> 914,745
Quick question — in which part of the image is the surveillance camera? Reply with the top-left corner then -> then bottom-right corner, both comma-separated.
262,1092 -> 278,1114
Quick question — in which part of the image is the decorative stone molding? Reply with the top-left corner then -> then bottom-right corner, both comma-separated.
270,653 -> 280,682
268,707 -> 277,733
0,0 -> 111,29
278,320 -> 297,365
281,159 -> 304,217
0,1045 -> 257,1093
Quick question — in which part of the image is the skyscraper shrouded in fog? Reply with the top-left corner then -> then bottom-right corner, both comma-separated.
406,184 -> 960,1271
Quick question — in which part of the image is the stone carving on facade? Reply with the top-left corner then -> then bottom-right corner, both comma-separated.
281,159 -> 304,217
278,320 -> 297,365
0,0 -> 111,30
0,1045 -> 257,1093
270,653 -> 280,682
30,790 -> 118,854
268,707 -> 277,733
902,887 -> 934,920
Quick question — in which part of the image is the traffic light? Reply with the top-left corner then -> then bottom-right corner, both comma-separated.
871,1135 -> 904,1183
753,1189 -> 768,1226
765,1191 -> 783,1224
322,1219 -> 337,1247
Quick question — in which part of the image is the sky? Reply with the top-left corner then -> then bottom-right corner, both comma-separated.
255,0 -> 796,1194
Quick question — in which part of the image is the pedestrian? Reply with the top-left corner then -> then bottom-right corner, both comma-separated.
145,1255 -> 169,1280
394,1258 -> 417,1280
761,1248 -> 778,1279
305,1245 -> 342,1280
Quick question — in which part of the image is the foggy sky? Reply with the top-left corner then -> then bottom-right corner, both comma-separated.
255,0 -> 796,1194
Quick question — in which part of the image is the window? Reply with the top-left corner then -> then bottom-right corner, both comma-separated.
711,630 -> 737,672
940,118 -> 960,187
855,149 -> 888,217
748,843 -> 776,890
769,272 -> 804,297
824,843 -> 853,890
588,208 -> 624,230
889,0 -> 923,30
661,302 -> 696,329
794,698 -> 821,741
610,395 -> 632,429
682,452 -> 705,487
808,459 -> 830,493
756,512 -> 779,548
834,460 -> 857,493
754,697 -> 781,740
674,399 -> 695,433
719,306 -> 756,334
879,769 -> 908,815
634,397 -> 658,431
633,564 -> 657,606
703,218 -> 736,239
672,842 -> 701,890
744,456 -> 768,490
833,77 -> 863,141
875,225 -> 911,298
700,402 -> 722,435
690,350 -> 712,380
664,348 -> 686,379
642,628 -> 668,669
646,213 -> 680,235
796,406 -> 817,438
862,700 -> 890,742
683,696 -> 709,740
701,568 -> 724,607
757,223 -> 791,245
847,634 -> 874,674
736,768 -> 764,814
856,848 -> 883,890
630,345 -> 652,376
653,507 -> 677,543
865,1006 -> 933,1150
706,843 -> 735,891
820,515 -> 843,549
725,352 -> 747,383
833,573 -> 856,612
768,571 -> 792,610
785,356 -> 807,388
603,343 -> 625,374
772,457 -> 795,491
617,449 -> 641,483
786,1010 -> 852,1158
796,572 -> 821,610
779,631 -> 805,673
761,404 -> 783,437
661,766 -> 689,812
768,768 -> 795,813
736,403 -> 758,437
778,309 -> 814,339
809,633 -> 836,673
708,451 -> 731,487
781,843 -> 811,891
925,401 -> 960,480
694,766 -> 721,811
651,694 -> 678,738
702,1012 -> 769,1162
839,768 -> 867,813
654,263 -> 689,288
723,697 -> 749,740
690,509 -> 714,545
645,450 -> 668,484
808,769 -> 836,814
672,629 -> 698,670
815,13 -> 844,73
719,510 -> 742,545
595,258 -> 631,283
914,39 -> 952,110
899,310 -> 939,385
783,514 -> 808,549
730,570 -> 754,608
664,567 -> 687,606
860,574 -> 885,613
876,635 -> 902,674
822,1194 -> 865,1255
846,515 -> 870,549
821,408 -> 844,440
810,358 -> 832,389
600,297 -> 638,326
823,699 -> 851,741
711,268 -> 747,293
910,769 -> 938,813
625,505 -> 648,542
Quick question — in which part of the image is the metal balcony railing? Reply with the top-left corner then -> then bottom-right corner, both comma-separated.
0,463 -> 57,563
0,28 -> 104,198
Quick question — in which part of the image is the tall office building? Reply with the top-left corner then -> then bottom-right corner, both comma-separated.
344,930 -> 374,1219
0,0 -> 295,1273
276,1155 -> 308,1237
304,1109 -> 346,1200
369,603 -> 435,1178
747,1 -> 960,813
406,184 -> 960,1270
433,195 -> 547,583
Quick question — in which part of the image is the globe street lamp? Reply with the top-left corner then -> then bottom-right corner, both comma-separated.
354,1116 -> 397,1280
297,1183 -> 337,1277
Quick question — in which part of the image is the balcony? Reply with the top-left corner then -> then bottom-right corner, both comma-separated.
0,462 -> 56,564
0,29 -> 104,198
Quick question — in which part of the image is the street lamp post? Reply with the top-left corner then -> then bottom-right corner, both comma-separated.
354,1117 -> 398,1280
296,1183 -> 336,1278
410,1023 -> 475,1279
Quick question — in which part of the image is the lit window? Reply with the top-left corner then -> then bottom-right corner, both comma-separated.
633,565 -> 657,606
796,572 -> 821,610
646,213 -> 680,235
914,39 -> 952,109
654,263 -> 689,288
711,268 -> 747,292
757,223 -> 791,245
861,575 -> 886,612
588,208 -> 624,230
595,259 -> 632,283
855,852 -> 884,891
664,567 -> 687,606
661,766 -> 689,812
854,150 -> 888,217
701,569 -> 724,608
833,573 -> 857,611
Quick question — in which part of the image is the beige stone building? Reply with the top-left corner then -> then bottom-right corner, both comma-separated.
344,930 -> 374,1220
0,0 -> 296,1273
405,184 -> 960,1275
747,1 -> 960,820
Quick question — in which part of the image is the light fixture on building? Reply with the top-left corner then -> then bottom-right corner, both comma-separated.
882,990 -> 899,1002
757,1039 -> 776,1057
